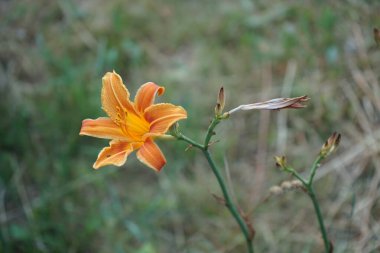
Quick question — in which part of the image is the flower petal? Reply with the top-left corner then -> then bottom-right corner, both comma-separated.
93,140 -> 137,169
80,117 -> 128,140
136,139 -> 166,172
101,71 -> 137,123
144,103 -> 187,135
134,82 -> 165,113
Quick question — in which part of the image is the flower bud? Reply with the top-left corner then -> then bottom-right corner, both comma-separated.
320,132 -> 341,158
215,103 -> 222,116
215,86 -> 225,116
274,156 -> 287,169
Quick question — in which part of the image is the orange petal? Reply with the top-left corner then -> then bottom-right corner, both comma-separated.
93,140 -> 136,169
80,117 -> 128,140
101,71 -> 137,123
134,82 -> 165,113
136,139 -> 166,172
144,103 -> 187,135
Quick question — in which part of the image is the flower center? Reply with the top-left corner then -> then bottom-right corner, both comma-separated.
122,112 -> 150,141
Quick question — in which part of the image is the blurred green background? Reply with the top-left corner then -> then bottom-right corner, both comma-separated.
1,0 -> 380,252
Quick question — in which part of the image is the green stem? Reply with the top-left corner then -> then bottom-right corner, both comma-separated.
203,149 -> 254,253
173,118 -> 254,253
204,118 -> 221,148
307,185 -> 330,253
175,132 -> 204,150
284,166 -> 308,187
305,155 -> 330,252
308,156 -> 324,185
284,155 -> 330,252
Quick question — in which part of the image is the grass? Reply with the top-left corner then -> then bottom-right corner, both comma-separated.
1,0 -> 380,252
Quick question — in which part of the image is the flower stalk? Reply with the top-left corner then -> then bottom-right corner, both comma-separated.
171,90 -> 310,252
276,158 -> 331,252
173,116 -> 254,253
275,132 -> 341,253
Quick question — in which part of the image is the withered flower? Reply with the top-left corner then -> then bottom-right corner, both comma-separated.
228,95 -> 309,115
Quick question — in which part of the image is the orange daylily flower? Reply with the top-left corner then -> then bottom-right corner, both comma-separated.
80,71 -> 187,171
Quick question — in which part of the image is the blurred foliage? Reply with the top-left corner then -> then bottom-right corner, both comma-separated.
0,0 -> 380,252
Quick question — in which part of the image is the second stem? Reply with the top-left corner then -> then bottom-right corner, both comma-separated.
175,117 -> 254,253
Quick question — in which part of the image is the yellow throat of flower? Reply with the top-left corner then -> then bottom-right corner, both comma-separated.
119,111 -> 150,141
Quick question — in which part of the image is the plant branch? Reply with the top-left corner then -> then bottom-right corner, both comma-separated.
308,155 -> 324,185
175,132 -> 204,150
284,156 -> 331,253
203,149 -> 254,253
306,155 -> 331,252
307,185 -> 330,253
173,117 -> 254,253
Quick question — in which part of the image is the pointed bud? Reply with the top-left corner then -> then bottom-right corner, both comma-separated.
218,87 -> 225,110
374,28 -> 380,46
320,132 -> 341,158
215,103 -> 222,116
228,95 -> 309,114
215,86 -> 225,116
274,156 -> 287,169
